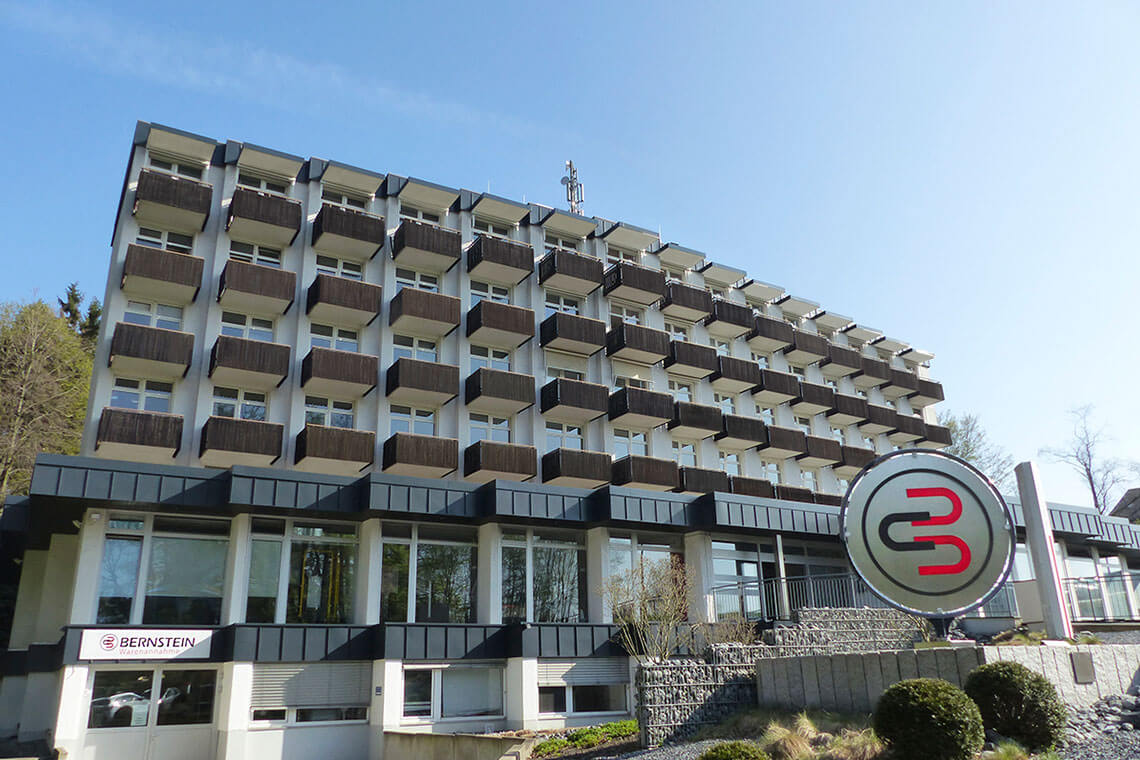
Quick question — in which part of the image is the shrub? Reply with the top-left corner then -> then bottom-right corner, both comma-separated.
819,728 -> 884,760
698,740 -> 771,760
872,678 -> 984,760
963,661 -> 1067,751
567,727 -> 604,748
600,718 -> 638,739
759,721 -> 814,760
531,737 -> 570,758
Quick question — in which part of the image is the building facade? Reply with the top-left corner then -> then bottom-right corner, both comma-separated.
2,121 -> 1138,760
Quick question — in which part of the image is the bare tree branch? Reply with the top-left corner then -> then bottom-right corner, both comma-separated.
1040,405 -> 1128,514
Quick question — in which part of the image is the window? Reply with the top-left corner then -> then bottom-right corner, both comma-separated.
710,338 -> 731,356
229,241 -> 281,268
295,707 -> 367,723
714,393 -> 736,414
544,232 -> 580,254
823,377 -> 838,390
606,246 -> 639,265
610,303 -> 642,329
124,300 -> 182,331
220,312 -> 273,342
470,281 -> 510,305
544,292 -> 580,317
672,440 -> 697,467
311,324 -> 358,352
854,387 -> 868,399
614,375 -> 649,391
212,387 -> 266,421
474,217 -> 512,238
788,364 -> 806,379
862,435 -> 876,450
321,188 -> 368,209
136,227 -> 193,254
757,406 -> 774,424
884,398 -> 896,410
664,267 -> 685,283
830,426 -> 845,444
315,255 -> 363,280
470,413 -> 510,443
837,478 -> 851,493
752,352 -> 770,369
148,156 -> 203,180
400,205 -> 441,224
110,378 -> 172,413
89,668 -> 217,729
395,268 -> 438,293
759,461 -> 781,484
708,286 -> 727,300
305,397 -> 354,428
545,364 -> 584,382
237,172 -> 288,195
668,378 -> 693,402
391,406 -> 436,436
245,519 -> 356,624
381,524 -> 477,624
718,450 -> 740,476
794,416 -> 812,434
665,321 -> 689,341
393,335 -> 437,362
402,666 -> 503,721
502,530 -> 587,623
545,422 -> 584,451
613,429 -> 647,458
471,345 -> 510,372
801,468 -> 818,491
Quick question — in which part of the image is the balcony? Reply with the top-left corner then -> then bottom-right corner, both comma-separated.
704,300 -> 754,339
391,219 -> 462,272
667,402 -> 723,439
755,425 -> 807,459
716,414 -> 768,450
917,423 -> 953,450
96,408 -> 183,463
382,432 -> 459,478
881,368 -> 919,400
602,261 -> 666,305
108,322 -> 194,379
819,345 -> 862,379
664,340 -> 718,379
826,394 -> 869,427
300,348 -> 378,398
834,445 -> 876,478
199,416 -> 283,468
796,435 -> 842,468
542,448 -> 612,489
852,357 -> 890,389
910,379 -> 945,409
612,455 -> 679,492
752,369 -> 799,406
748,314 -> 794,353
538,250 -> 604,296
467,235 -> 534,285
677,467 -> 730,495
121,244 -> 204,304
608,387 -> 673,429
209,335 -> 290,390
539,312 -> 606,356
218,260 -> 296,315
730,476 -> 775,499
711,356 -> 763,394
784,330 -> 829,365
790,382 -> 835,417
464,440 -> 537,483
311,203 -> 386,260
466,301 -> 534,350
306,274 -> 382,327
776,485 -> 815,504
464,368 -> 535,415
385,357 -> 459,407
814,493 -> 843,507
660,282 -> 712,322
295,424 -> 375,476
226,187 -> 302,248
606,323 -> 669,365
888,413 -> 926,445
388,287 -> 461,338
133,168 -> 212,233
858,405 -> 897,436
540,378 -> 609,425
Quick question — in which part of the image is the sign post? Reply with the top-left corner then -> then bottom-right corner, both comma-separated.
841,449 -> 1016,636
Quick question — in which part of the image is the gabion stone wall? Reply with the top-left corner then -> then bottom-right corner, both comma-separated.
636,657 -> 758,747
765,607 -> 924,655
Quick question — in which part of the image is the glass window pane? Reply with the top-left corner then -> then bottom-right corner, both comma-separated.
533,546 -> 585,623
571,684 -> 626,713
143,537 -> 227,625
415,544 -> 476,623
287,539 -> 355,623
441,668 -> 503,718
381,543 -> 410,623
96,537 -> 142,624
539,686 -> 567,713
403,670 -> 432,717
501,546 -> 527,624
155,669 -> 216,726
89,670 -> 153,728
245,539 -> 281,623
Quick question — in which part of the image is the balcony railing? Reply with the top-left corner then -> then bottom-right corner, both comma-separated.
1062,572 -> 1140,622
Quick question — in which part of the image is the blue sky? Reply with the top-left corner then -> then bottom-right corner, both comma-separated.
2,1 -> 1137,507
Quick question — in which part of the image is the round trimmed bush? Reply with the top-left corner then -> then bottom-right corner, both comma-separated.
697,741 -> 770,760
872,678 -> 984,760
964,661 -> 1067,750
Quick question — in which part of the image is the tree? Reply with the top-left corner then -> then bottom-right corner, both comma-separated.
0,301 -> 92,500
602,555 -> 695,664
1040,405 -> 1128,514
57,281 -> 101,349
937,411 -> 1014,490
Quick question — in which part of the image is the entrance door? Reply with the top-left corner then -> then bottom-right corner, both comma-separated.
82,667 -> 218,760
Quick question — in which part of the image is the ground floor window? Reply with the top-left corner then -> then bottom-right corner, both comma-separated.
88,668 -> 216,729
538,684 -> 628,714
249,662 -> 370,725
402,665 -> 504,722
245,519 -> 357,624
381,523 -> 477,623
502,529 -> 586,624
536,659 -> 630,715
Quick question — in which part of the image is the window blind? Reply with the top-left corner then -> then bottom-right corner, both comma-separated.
251,662 -> 371,708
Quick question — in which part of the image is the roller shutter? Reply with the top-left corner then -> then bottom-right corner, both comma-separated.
251,662 -> 371,708
537,658 -> 629,685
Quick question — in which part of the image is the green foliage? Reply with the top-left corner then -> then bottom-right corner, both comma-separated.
600,719 -> 638,739
818,729 -> 884,760
964,661 -> 1067,751
567,727 -> 604,748
698,740 -> 771,760
872,678 -> 984,760
759,721 -> 814,760
984,741 -> 1030,760
531,737 -> 570,758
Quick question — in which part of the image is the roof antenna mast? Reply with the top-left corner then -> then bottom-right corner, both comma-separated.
561,160 -> 584,215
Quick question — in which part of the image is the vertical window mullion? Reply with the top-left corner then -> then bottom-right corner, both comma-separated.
274,530 -> 291,625
131,519 -> 153,625
406,526 -> 418,623
525,532 -> 535,623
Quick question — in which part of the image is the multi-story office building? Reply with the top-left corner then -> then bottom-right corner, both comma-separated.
2,121 -> 1137,760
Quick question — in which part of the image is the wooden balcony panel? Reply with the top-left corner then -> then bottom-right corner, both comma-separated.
888,412 -> 927,444
858,405 -> 898,435
796,435 -> 842,467
539,312 -> 606,356
385,358 -> 460,407
704,299 -> 754,339
121,244 -> 204,304
606,323 -> 670,365
756,425 -> 806,459
882,368 -> 920,400
133,168 -> 212,233
306,274 -> 382,327
790,382 -> 836,417
540,378 -> 609,425
464,440 -> 537,483
612,455 -> 679,492
826,394 -> 869,427
300,348 -> 378,398
730,476 -> 775,499
660,282 -> 712,322
834,445 -> 876,477
382,433 -> 459,478
466,300 -> 535,349
464,368 -> 535,416
538,250 -> 604,296
209,335 -> 290,390
676,467 -> 730,495
814,493 -> 843,507
910,378 -> 945,409
295,424 -> 375,476
391,219 -> 462,272
218,260 -> 296,315
663,340 -> 718,379
819,345 -> 862,379
96,407 -> 183,463
747,314 -> 794,353
108,322 -> 194,379
199,416 -> 283,468
716,414 -> 767,450
608,387 -> 673,429
784,329 -> 829,365
467,235 -> 534,285
752,369 -> 800,406
916,423 -> 953,450
775,484 -> 815,504
667,401 -> 723,440
227,187 -> 303,248
542,448 -> 612,489
388,287 -> 461,338
602,261 -> 666,305
710,355 -> 763,394
853,357 -> 891,389
311,203 -> 386,260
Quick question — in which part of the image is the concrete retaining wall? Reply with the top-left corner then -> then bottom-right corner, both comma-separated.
382,730 -> 534,760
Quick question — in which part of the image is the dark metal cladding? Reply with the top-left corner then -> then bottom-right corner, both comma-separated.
200,417 -> 283,460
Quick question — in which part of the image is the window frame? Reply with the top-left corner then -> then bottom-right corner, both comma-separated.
110,377 -> 173,413
613,428 -> 648,458
399,205 -> 442,225
315,255 -> 363,281
136,226 -> 193,254
392,334 -> 438,363
470,281 -> 510,306
394,268 -> 439,293
390,405 -> 437,437
220,312 -> 274,342
320,187 -> 369,210
470,345 -> 510,372
304,396 -> 355,429
401,663 -> 505,724
123,300 -> 183,331
310,323 -> 359,353
473,217 -> 512,239
147,155 -> 204,181
237,171 -> 289,195
211,387 -> 267,421
545,421 -> 584,452
229,241 -> 282,268
469,412 -> 511,443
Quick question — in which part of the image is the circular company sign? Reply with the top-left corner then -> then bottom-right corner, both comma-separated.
841,449 -> 1015,618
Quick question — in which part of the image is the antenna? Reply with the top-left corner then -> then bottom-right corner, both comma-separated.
561,160 -> 584,215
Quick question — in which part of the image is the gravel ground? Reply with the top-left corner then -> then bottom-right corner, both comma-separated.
1061,731 -> 1140,759
610,739 -> 755,760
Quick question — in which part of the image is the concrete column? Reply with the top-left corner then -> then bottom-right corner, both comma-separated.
369,661 -> 385,760
774,534 -> 790,620
51,665 -> 89,758
1016,461 -> 1073,639
222,514 -> 252,625
1118,554 -> 1139,618
9,550 -> 46,650
33,534 -> 78,642
586,527 -> 611,623
0,675 -> 26,737
505,657 -> 539,730
477,523 -> 503,624
683,532 -> 716,624
18,671 -> 60,742
355,518 -> 383,625
380,660 -> 404,730
68,510 -> 107,625
216,661 -> 252,760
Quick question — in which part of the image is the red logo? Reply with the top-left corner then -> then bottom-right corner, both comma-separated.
878,487 -> 971,576
99,634 -> 117,651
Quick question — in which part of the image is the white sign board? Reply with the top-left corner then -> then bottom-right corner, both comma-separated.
79,629 -> 213,661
